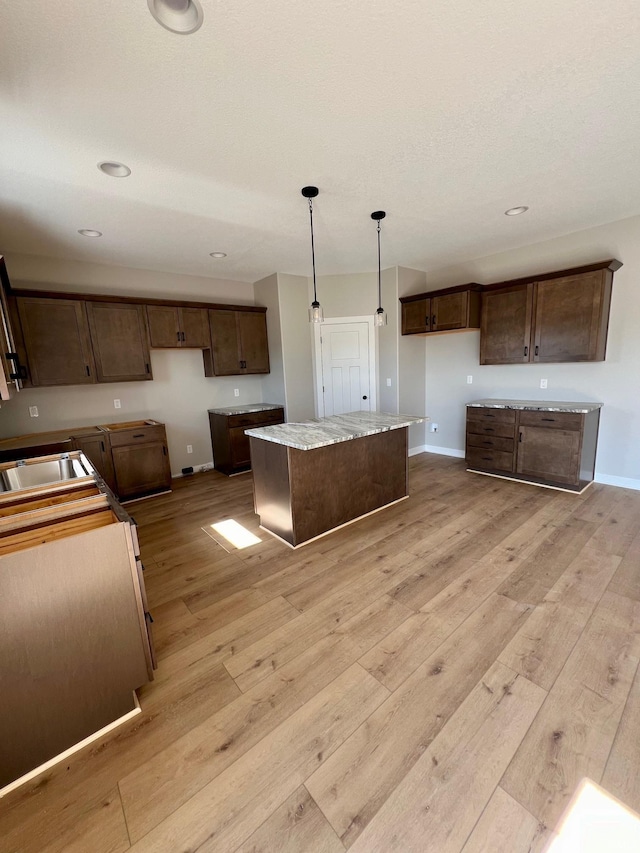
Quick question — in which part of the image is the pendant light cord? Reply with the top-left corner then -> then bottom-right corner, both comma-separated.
309,198 -> 318,304
377,219 -> 382,310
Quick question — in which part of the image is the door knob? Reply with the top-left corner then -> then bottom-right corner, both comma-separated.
362,395 -> 368,400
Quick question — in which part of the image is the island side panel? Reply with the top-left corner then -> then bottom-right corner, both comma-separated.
288,427 -> 408,546
249,437 -> 295,546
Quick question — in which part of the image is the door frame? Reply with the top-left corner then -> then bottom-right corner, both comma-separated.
313,316 -> 377,418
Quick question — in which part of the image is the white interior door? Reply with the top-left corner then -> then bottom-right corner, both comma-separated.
319,321 -> 372,417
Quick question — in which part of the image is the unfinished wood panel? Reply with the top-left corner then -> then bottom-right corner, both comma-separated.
501,590 -> 640,827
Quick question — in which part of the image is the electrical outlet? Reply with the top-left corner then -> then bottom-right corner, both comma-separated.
29,406 -> 38,418
234,388 -> 240,397
430,423 -> 438,433
540,378 -> 548,389
114,399 -> 121,409
386,378 -> 392,387
187,444 -> 193,454
467,375 -> 473,384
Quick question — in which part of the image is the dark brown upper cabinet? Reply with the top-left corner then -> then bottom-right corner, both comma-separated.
86,302 -> 152,382
480,283 -> 533,365
17,296 -> 96,386
480,260 -> 621,365
205,309 -> 270,376
146,305 -> 210,349
400,285 -> 481,336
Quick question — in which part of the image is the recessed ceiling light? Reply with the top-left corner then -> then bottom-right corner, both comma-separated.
78,229 -> 102,238
148,0 -> 204,34
209,252 -> 227,258
98,161 -> 131,178
504,206 -> 529,216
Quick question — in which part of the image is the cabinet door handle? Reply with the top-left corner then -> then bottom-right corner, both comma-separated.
534,345 -> 539,356
524,346 -> 528,357
163,445 -> 167,455
145,363 -> 150,374
519,431 -> 523,442
432,315 -> 436,327
425,316 -> 430,329
86,364 -> 90,376
177,331 -> 181,342
101,441 -> 105,452
181,332 -> 185,342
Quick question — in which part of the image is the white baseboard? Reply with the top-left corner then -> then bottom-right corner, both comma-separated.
422,445 -> 466,459
408,445 -> 427,457
594,473 -> 640,491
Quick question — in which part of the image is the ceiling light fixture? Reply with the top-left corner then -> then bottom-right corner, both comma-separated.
504,206 -> 529,216
371,210 -> 387,327
301,186 -> 323,324
209,252 -> 227,259
147,0 -> 204,34
78,229 -> 102,238
98,161 -> 131,178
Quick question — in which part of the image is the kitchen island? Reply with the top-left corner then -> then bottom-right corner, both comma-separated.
247,411 -> 426,547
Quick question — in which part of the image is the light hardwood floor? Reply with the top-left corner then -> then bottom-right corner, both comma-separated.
2,453 -> 640,852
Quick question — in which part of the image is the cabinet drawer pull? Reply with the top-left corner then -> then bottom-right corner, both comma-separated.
482,440 -> 493,445
524,346 -> 528,357
484,427 -> 494,432
535,345 -> 539,356
541,417 -> 555,422
482,456 -> 492,461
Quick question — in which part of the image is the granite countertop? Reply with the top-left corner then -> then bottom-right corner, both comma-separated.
468,399 -> 603,414
208,403 -> 284,416
245,411 -> 428,451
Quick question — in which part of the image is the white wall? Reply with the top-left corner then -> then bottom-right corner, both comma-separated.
253,273 -> 286,409
277,274 -> 316,422
0,255 -> 264,473
398,267 -> 428,449
4,252 -> 255,303
418,215 -> 640,488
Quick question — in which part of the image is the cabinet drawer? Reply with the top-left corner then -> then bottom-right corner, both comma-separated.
466,407 -> 516,425
466,434 -> 514,453
466,447 -> 514,473
108,425 -> 166,447
227,409 -> 284,429
466,419 -> 516,439
517,410 -> 583,431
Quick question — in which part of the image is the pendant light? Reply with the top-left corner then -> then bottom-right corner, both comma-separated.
301,186 -> 323,323
371,210 -> 387,327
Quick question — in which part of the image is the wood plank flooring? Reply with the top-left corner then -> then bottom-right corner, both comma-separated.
1,453 -> 639,853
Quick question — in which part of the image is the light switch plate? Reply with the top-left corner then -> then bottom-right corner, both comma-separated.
114,399 -> 121,409
467,375 -> 473,384
386,378 -> 392,387
540,378 -> 548,389
187,445 -> 193,454
234,388 -> 240,397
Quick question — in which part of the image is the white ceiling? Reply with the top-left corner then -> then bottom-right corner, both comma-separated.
1,0 -> 640,284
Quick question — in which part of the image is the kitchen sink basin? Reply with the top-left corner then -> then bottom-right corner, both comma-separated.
0,455 -> 93,492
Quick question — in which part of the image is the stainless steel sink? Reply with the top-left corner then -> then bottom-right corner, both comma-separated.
0,455 -> 93,492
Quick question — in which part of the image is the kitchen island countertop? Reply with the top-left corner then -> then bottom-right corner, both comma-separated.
246,411 -> 427,451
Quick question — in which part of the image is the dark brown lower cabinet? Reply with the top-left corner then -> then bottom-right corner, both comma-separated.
209,407 -> 285,475
71,431 -> 116,492
466,404 -> 601,492
105,423 -> 172,499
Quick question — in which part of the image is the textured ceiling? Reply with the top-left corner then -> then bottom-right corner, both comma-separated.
1,0 -> 639,284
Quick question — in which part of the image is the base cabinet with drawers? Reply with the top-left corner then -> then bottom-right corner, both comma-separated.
466,400 -> 602,492
209,405 -> 285,475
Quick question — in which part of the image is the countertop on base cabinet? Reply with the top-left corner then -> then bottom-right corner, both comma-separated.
208,404 -> 285,475
466,400 -> 602,493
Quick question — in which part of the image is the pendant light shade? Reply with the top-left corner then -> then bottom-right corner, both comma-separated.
302,186 -> 323,323
372,210 -> 387,327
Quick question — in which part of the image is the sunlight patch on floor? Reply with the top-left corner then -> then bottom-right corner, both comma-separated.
208,519 -> 262,550
546,778 -> 640,853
